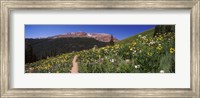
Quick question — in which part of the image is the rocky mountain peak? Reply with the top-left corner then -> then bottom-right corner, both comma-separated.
49,32 -> 118,42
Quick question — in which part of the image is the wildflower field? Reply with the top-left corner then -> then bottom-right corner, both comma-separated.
25,29 -> 175,73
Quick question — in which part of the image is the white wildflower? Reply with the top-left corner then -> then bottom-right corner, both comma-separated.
134,65 -> 140,69
160,70 -> 165,73
105,56 -> 108,59
141,35 -> 147,39
110,59 -> 115,63
125,59 -> 130,63
149,41 -> 155,45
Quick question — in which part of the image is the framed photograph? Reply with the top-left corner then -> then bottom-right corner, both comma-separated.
1,0 -> 199,97
25,24 -> 175,73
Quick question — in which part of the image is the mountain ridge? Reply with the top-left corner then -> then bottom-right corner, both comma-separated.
25,32 -> 117,63
48,32 -> 118,42
26,32 -> 119,43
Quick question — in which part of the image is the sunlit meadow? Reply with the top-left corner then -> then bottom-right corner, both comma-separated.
25,26 -> 175,73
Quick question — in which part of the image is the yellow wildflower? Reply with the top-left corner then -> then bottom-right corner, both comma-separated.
170,48 -> 175,53
147,52 -> 153,56
156,45 -> 162,50
157,35 -> 163,40
132,42 -> 137,46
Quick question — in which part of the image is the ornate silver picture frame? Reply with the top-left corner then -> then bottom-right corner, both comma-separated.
1,0 -> 199,97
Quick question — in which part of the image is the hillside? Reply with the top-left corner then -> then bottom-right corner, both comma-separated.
25,32 -> 118,63
117,28 -> 155,44
25,37 -> 113,63
25,27 -> 175,73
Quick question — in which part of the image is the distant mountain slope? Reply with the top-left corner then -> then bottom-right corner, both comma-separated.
26,37 -> 113,63
48,32 -> 118,42
25,32 -> 118,63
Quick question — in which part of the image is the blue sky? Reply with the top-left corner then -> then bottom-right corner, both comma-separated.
25,25 -> 156,40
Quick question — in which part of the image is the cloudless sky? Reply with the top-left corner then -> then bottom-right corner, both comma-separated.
25,25 -> 156,40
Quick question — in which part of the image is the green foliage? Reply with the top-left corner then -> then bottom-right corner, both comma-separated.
154,25 -> 175,36
25,42 -> 36,63
25,29 -> 175,73
159,53 -> 175,73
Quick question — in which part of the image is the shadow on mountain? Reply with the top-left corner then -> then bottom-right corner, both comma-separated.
25,37 -> 113,64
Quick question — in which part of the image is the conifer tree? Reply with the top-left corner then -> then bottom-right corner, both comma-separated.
110,34 -> 114,45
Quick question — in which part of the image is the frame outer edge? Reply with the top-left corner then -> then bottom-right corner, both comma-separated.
192,1 -> 200,98
0,0 -> 200,98
0,1 -> 198,9
197,1 -> 200,98
1,1 -> 9,97
0,0 -> 3,97
0,0 -> 2,97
